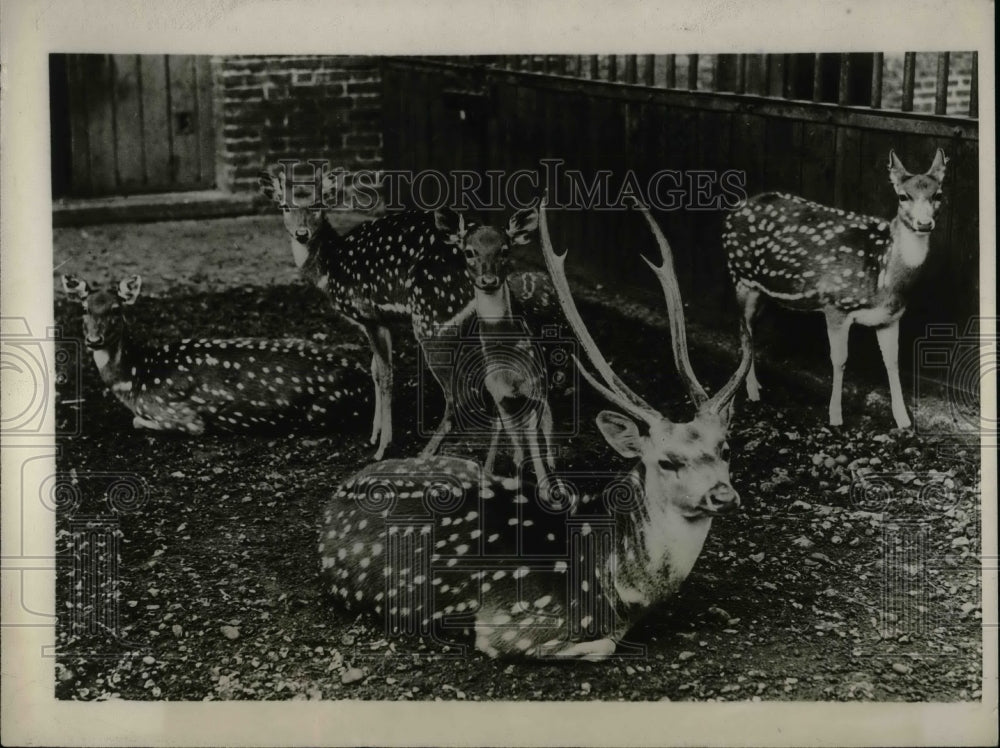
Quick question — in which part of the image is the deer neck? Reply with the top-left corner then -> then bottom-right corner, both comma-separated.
613,468 -> 714,608
474,282 -> 512,323
295,218 -> 340,282
890,216 -> 931,269
91,333 -> 128,388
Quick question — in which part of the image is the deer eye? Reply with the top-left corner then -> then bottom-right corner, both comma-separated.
720,444 -> 731,461
897,193 -> 911,202
658,459 -> 682,472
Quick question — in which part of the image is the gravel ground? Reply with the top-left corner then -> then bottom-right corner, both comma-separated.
51,215 -> 982,702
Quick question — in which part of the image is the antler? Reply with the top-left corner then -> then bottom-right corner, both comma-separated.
705,319 -> 753,414
538,199 -> 660,426
634,204 -> 709,408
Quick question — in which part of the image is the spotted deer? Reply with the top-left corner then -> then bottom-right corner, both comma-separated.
442,206 -> 556,485
62,275 -> 370,434
723,149 -> 948,428
318,200 -> 751,660
260,165 -> 556,460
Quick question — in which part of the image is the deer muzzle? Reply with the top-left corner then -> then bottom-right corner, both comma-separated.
294,229 -> 311,244
699,482 -> 741,515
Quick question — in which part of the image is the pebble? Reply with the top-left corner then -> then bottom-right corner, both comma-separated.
891,663 -> 911,675
341,667 -> 365,685
220,625 -> 240,640
678,651 -> 695,661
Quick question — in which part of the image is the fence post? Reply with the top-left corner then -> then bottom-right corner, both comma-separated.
934,52 -> 950,115
871,53 -> 884,108
901,52 -> 916,112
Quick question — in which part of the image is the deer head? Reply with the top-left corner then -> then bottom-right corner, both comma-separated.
436,207 -> 538,293
258,166 -> 339,246
62,275 -> 141,351
888,149 -> 948,234
539,201 -> 752,534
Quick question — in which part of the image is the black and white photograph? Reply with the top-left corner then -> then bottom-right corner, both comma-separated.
1,0 -> 995,745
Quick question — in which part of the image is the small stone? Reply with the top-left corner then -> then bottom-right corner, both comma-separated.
891,663 -> 911,675
142,655 -> 155,665
341,667 -> 365,685
172,624 -> 183,637
678,651 -> 696,661
220,625 -> 240,640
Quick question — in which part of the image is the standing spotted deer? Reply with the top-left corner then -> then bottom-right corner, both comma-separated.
260,166 -> 556,460
62,275 -> 371,434
317,201 -> 751,660
724,149 -> 948,428
441,206 -> 556,484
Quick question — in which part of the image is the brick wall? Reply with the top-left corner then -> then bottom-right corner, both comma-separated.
212,55 -> 383,194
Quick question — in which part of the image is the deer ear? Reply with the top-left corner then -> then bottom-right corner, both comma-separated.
434,208 -> 466,246
61,275 -> 90,300
888,150 -> 909,190
117,275 -> 142,305
926,149 -> 948,183
507,207 -> 538,246
258,170 -> 281,202
321,168 -> 342,205
595,410 -> 644,459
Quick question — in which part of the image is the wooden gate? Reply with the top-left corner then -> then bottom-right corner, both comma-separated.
50,54 -> 215,197
382,55 -> 980,370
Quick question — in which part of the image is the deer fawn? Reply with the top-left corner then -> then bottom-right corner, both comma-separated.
62,275 -> 370,434
260,165 -> 552,460
724,149 -> 948,429
318,201 -> 751,660
440,207 -> 556,484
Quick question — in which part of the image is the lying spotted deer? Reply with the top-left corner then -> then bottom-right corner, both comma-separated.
260,165 -> 556,460
318,201 -> 751,660
723,149 -> 948,428
62,275 -> 370,434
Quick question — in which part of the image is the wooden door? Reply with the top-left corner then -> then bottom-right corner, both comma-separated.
51,54 -> 215,197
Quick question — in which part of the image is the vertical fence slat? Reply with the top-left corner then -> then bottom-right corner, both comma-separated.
642,54 -> 655,86
812,53 -> 823,102
687,54 -> 698,90
589,55 -> 599,80
735,54 -> 747,95
837,53 -> 851,105
969,52 -> 978,117
901,52 -> 916,112
871,52 -> 884,108
664,55 -> 676,88
607,55 -> 618,82
784,54 -> 797,98
934,52 -> 950,115
624,55 -> 638,84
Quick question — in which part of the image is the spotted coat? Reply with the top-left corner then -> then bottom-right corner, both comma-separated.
318,456 -> 707,659
723,192 -> 922,318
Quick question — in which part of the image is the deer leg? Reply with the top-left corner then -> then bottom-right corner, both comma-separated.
736,282 -> 763,401
524,407 -> 550,494
368,351 -> 382,445
875,319 -> 911,429
484,415 -> 502,477
551,637 -> 618,662
420,355 -> 455,458
132,415 -> 163,431
368,325 -> 393,459
824,309 -> 851,427
540,399 -> 556,471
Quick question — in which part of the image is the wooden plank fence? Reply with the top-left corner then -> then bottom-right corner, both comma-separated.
381,54 -> 979,376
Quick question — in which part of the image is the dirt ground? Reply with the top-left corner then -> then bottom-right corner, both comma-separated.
51,215 -> 982,702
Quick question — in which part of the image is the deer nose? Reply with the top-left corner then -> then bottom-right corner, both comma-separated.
476,274 -> 500,290
85,335 -> 104,348
915,219 -> 935,232
703,483 -> 740,515
294,229 -> 311,243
